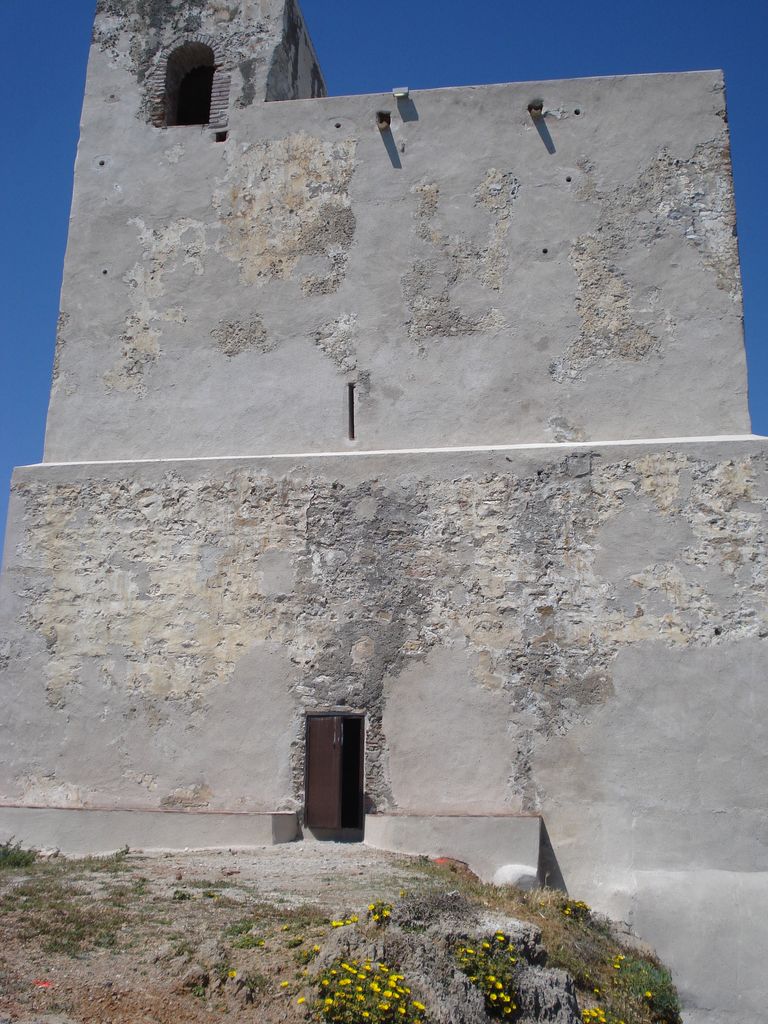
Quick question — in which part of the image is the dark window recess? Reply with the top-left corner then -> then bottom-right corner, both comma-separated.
176,66 -> 214,125
305,714 -> 364,832
347,382 -> 356,440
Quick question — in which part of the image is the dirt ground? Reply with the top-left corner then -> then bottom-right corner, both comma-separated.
0,843 -> 448,1024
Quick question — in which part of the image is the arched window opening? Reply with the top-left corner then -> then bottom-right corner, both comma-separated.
177,66 -> 214,125
165,42 -> 215,127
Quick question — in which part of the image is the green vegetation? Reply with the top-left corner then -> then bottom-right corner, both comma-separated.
314,958 -> 428,1024
0,838 -> 37,870
456,931 -> 520,1017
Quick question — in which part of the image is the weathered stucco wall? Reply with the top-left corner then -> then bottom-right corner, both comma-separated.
44,63 -> 748,462
2,440 -> 765,817
2,439 -> 767,1019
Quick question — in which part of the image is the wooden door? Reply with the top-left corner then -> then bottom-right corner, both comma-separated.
305,715 -> 343,828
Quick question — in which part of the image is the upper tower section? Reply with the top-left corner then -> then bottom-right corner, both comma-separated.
93,0 -> 325,123
44,3 -> 750,463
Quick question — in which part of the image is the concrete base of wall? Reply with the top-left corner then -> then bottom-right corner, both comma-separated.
364,813 -> 542,883
0,805 -> 299,855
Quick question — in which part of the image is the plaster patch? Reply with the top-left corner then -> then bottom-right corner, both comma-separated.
312,313 -> 358,373
213,133 -> 357,290
212,315 -> 273,357
551,237 -> 659,382
403,171 -> 517,347
383,645 -> 513,812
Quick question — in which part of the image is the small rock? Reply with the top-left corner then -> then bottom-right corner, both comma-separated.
492,863 -> 540,890
516,966 -> 580,1023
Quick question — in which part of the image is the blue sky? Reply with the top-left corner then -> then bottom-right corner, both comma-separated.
1,0 -> 766,544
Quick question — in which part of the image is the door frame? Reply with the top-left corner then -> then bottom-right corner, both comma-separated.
303,711 -> 366,837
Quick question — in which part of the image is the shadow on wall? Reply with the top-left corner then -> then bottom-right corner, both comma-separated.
535,118 -> 556,154
538,819 -> 567,891
380,128 -> 402,169
396,96 -> 419,122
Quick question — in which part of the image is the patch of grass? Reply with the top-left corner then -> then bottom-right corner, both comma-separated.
170,935 -> 196,959
0,839 -> 37,870
610,955 -> 681,1024
236,969 -> 269,1004
68,847 -> 132,874
184,878 -> 237,890
0,876 -> 126,955
232,933 -> 266,949
225,918 -> 255,936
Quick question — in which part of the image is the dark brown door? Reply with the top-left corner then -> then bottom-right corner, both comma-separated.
305,715 -> 365,831
305,715 -> 343,828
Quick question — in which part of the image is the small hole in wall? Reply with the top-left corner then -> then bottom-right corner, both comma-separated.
542,248 -> 549,254
335,122 -> 342,128
102,269 -> 108,276
215,131 -> 228,142
714,626 -> 722,636
574,108 -> 581,115
98,159 -> 106,167
566,175 -> 572,182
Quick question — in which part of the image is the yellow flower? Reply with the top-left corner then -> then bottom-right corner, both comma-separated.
645,991 -> 653,998
413,1001 -> 426,1011
227,970 -> 237,978
280,981 -> 289,988
297,996 -> 306,1004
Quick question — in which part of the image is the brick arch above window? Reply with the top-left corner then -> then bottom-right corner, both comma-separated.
148,35 -> 231,130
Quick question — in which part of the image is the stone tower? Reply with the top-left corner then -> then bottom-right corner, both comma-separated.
1,1 -> 766,1020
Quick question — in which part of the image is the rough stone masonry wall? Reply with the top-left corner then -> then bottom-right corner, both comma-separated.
93,0 -> 325,119
2,442 -> 766,827
45,69 -> 749,462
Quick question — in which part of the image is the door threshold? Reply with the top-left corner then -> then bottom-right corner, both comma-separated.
305,827 -> 364,843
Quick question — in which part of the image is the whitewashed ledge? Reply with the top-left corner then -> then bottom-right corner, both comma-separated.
0,805 -> 299,854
